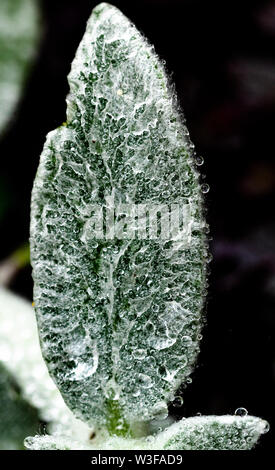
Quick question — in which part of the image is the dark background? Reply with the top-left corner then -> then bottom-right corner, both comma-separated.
0,0 -> 274,451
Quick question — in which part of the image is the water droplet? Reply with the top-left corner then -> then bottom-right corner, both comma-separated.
137,373 -> 152,388
158,365 -> 167,377
132,348 -> 146,360
116,418 -> 125,430
144,321 -> 155,334
234,407 -> 248,417
173,396 -> 183,408
153,336 -> 176,350
195,155 -> 204,166
153,402 -> 168,420
201,183 -> 210,194
263,421 -> 270,433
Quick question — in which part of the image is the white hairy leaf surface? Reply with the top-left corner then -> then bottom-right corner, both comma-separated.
25,434 -> 95,450
0,0 -> 40,136
24,433 -> 148,450
24,414 -> 269,450
154,415 -> 269,450
30,3 -> 208,432
0,287 -> 91,440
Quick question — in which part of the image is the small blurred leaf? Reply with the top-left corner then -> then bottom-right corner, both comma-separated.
0,362 -> 39,450
0,0 -> 40,136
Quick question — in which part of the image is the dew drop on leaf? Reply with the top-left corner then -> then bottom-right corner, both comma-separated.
172,396 -> 183,408
201,183 -> 210,194
234,407 -> 248,417
195,155 -> 204,166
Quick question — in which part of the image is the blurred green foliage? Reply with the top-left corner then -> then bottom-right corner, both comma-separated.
0,362 -> 40,450
0,0 -> 40,136
11,243 -> 30,269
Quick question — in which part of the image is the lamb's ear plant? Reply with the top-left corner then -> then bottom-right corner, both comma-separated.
0,287 -> 92,449
0,0 -> 40,136
28,3 -> 268,450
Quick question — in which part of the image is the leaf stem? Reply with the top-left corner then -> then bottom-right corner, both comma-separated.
105,399 -> 132,437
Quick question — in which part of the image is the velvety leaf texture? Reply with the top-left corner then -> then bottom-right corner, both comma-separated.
30,3 -> 208,431
154,415 -> 269,450
25,415 -> 269,450
0,0 -> 39,136
24,432 -> 149,450
0,287 -> 88,435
